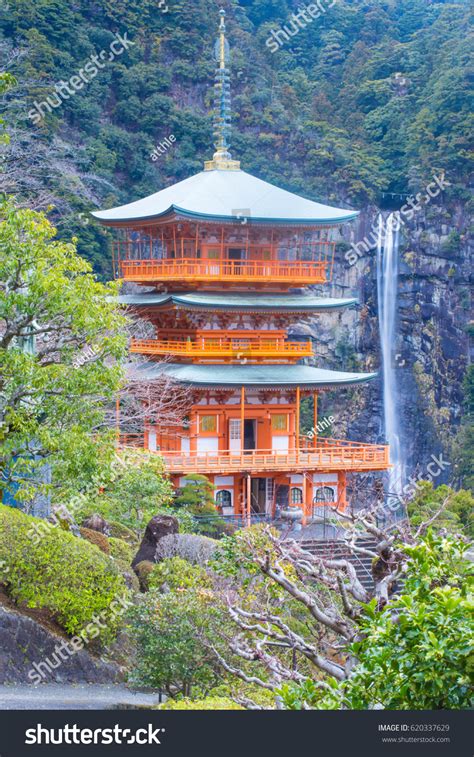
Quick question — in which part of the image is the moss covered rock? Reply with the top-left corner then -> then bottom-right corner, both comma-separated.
80,526 -> 111,555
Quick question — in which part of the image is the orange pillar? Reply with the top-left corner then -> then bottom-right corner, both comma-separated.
246,474 -> 252,528
295,386 -> 300,461
313,391 -> 318,445
302,472 -> 308,527
337,471 -> 347,511
240,386 -> 245,454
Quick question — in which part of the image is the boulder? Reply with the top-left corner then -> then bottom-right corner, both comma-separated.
131,514 -> 179,570
0,606 -> 121,684
82,513 -> 110,535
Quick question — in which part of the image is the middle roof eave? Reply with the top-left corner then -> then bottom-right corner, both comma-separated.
118,293 -> 358,312
129,362 -> 377,389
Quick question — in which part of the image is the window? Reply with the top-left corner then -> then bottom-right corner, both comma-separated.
313,486 -> 335,504
229,419 -> 241,440
271,414 -> 288,431
291,487 -> 303,504
216,490 -> 232,509
200,415 -> 217,433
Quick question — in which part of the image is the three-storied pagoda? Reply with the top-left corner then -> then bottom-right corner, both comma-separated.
92,10 -> 389,524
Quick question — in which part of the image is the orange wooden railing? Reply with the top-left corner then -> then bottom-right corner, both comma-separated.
130,336 -> 313,361
119,436 -> 390,474
120,259 -> 328,285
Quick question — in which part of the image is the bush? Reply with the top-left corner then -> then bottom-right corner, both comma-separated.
108,520 -> 140,545
128,587 -> 222,695
159,697 -> 243,710
80,526 -> 110,554
148,557 -> 211,593
109,537 -> 134,564
0,505 -> 128,639
156,533 -> 218,566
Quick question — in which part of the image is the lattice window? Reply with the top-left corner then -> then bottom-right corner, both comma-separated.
271,413 -> 288,431
291,487 -> 303,504
216,490 -> 232,508
200,415 -> 217,432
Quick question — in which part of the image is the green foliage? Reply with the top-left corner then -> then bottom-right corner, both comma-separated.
148,557 -> 211,593
2,0 -> 469,266
173,474 -> 228,536
0,197 -> 127,505
280,532 -> 473,710
0,504 -> 127,640
107,520 -> 139,546
128,584 -> 223,695
0,72 -> 16,143
75,449 -> 173,532
407,482 -> 474,538
108,536 -> 134,564
158,697 -> 243,710
174,474 -> 215,512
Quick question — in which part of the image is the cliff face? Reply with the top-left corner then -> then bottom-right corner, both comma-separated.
299,204 -> 471,484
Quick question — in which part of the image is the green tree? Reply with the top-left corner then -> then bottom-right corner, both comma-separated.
128,558 -> 224,697
0,198 -> 127,506
76,449 -> 174,531
407,482 -> 474,538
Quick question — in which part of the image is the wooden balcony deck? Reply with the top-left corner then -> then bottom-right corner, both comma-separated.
120,436 -> 390,475
120,259 -> 328,286
130,336 -> 313,362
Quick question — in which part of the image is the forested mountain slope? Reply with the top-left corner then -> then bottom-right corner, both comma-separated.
0,0 -> 472,481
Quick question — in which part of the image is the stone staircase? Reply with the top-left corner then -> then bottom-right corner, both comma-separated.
298,538 -> 377,592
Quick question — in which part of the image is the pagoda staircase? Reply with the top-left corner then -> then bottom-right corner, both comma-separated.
297,537 -> 377,592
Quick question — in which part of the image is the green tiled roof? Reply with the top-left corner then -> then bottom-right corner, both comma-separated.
119,292 -> 357,312
130,362 -> 377,389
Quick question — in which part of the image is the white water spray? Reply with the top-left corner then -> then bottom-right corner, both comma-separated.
376,213 -> 404,500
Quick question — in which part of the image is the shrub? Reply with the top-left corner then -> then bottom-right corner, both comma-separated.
159,697 -> 243,710
148,557 -> 211,593
128,587 -> 223,695
109,537 -> 134,564
156,533 -> 218,566
80,526 -> 111,554
0,505 -> 128,639
108,520 -> 140,545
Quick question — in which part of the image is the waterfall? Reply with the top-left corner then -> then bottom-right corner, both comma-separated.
376,213 -> 404,504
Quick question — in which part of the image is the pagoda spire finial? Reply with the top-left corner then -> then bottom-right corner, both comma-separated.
204,8 -> 240,171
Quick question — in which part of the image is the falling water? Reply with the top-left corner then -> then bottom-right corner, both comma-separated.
376,213 -> 404,502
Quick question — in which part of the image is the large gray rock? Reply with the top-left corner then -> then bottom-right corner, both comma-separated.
0,606 -> 121,684
131,514 -> 179,569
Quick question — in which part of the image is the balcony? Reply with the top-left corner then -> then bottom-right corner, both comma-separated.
120,259 -> 328,288
120,436 -> 390,475
130,334 -> 313,363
